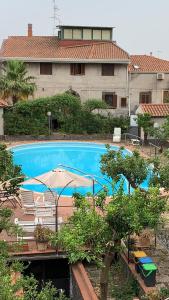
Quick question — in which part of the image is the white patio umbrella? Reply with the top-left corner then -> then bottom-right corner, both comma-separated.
22,168 -> 93,188
22,168 -> 96,233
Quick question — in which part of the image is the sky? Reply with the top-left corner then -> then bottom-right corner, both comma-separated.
0,0 -> 169,59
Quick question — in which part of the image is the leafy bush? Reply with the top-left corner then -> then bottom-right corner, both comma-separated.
83,99 -> 108,112
4,93 -> 81,135
0,143 -> 23,194
4,94 -> 129,135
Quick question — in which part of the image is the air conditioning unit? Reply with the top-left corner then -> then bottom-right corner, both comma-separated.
157,73 -> 165,80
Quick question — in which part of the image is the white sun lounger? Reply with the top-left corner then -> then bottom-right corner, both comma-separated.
38,216 -> 63,231
15,217 -> 39,240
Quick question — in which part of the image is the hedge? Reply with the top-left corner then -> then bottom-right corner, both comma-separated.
4,94 -> 129,135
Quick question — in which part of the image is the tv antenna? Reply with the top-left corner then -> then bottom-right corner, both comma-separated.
51,0 -> 61,35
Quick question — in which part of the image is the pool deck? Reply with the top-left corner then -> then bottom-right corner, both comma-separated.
4,138 -> 150,157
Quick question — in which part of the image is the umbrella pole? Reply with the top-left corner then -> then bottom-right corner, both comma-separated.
55,180 -> 74,234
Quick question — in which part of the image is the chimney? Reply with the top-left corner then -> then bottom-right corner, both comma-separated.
150,52 -> 153,56
28,24 -> 33,37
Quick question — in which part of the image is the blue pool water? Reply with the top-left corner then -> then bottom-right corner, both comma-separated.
11,142 -> 147,196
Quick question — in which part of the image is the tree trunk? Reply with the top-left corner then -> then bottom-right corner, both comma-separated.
100,252 -> 114,300
144,132 -> 148,145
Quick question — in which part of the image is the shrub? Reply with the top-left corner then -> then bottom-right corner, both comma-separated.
4,94 -> 129,135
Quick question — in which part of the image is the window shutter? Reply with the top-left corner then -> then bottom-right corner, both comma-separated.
70,64 -> 75,75
121,98 -> 127,107
112,94 -> 117,108
139,92 -> 152,104
102,64 -> 114,76
81,64 -> 85,75
40,63 -> 52,75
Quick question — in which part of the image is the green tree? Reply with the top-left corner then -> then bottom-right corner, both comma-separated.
51,187 -> 166,300
0,143 -> 23,194
83,99 -> 108,113
100,145 -> 149,192
149,150 -> 169,191
137,113 -> 153,144
0,60 -> 36,104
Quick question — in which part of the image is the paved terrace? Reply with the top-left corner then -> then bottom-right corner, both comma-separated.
0,194 -> 74,255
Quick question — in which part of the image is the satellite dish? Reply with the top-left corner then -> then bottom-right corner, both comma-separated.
133,65 -> 140,70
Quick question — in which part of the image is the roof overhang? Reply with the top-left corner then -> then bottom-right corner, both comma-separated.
130,71 -> 169,74
0,57 -> 130,64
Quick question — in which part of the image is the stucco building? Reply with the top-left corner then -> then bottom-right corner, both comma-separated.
1,24 -> 169,117
0,24 -> 130,116
129,55 -> 169,113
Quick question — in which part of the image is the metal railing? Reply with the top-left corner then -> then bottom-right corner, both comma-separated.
123,133 -> 144,150
149,142 -> 161,157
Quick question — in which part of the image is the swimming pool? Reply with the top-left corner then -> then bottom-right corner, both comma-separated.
11,142 -> 132,195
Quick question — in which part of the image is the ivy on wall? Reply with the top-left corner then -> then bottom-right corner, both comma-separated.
4,94 -> 129,135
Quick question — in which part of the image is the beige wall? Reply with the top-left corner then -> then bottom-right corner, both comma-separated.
27,62 -> 129,115
0,109 -> 4,135
130,73 -> 169,112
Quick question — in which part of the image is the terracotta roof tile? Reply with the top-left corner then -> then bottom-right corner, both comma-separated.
129,55 -> 169,73
140,104 -> 169,117
0,36 -> 130,61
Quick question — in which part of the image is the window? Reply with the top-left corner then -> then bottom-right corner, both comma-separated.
102,92 -> 117,108
163,90 -> 169,103
40,63 -> 52,75
64,29 -> 73,39
83,29 -> 92,40
121,98 -> 127,108
73,29 -> 82,39
93,29 -> 101,40
102,30 -> 111,40
102,64 -> 114,76
70,64 -> 85,75
139,92 -> 152,104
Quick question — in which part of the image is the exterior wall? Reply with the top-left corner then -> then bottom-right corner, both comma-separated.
27,62 -> 129,116
0,109 -> 4,135
130,73 -> 169,113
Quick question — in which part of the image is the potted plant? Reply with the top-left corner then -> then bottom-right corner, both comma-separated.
34,224 -> 53,251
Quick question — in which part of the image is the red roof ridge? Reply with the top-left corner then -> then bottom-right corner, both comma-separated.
131,54 -> 169,63
8,35 -> 55,39
113,42 -> 130,59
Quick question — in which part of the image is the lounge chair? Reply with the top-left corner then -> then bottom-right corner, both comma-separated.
20,190 -> 41,214
15,217 -> 39,240
113,127 -> 121,143
35,207 -> 54,218
38,216 -> 63,231
43,191 -> 57,208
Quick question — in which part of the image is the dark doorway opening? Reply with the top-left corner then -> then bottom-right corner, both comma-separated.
23,258 -> 70,297
52,118 -> 60,131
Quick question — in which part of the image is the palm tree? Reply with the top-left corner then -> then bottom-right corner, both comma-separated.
0,60 -> 36,104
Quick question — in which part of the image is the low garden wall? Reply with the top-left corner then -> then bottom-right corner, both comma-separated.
0,133 -> 113,141
70,263 -> 98,300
